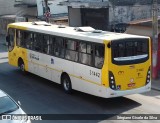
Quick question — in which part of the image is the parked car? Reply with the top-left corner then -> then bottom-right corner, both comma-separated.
0,89 -> 31,123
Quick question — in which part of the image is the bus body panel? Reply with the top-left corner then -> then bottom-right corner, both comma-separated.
101,41 -> 109,87
108,63 -> 150,90
9,46 -> 29,71
107,39 -> 151,91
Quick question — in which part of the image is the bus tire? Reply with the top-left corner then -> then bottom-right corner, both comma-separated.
18,59 -> 25,73
61,74 -> 72,94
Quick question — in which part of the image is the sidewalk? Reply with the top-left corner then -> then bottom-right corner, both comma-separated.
152,79 -> 160,91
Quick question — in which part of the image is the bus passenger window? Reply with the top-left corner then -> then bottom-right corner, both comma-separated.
49,37 -> 55,55
24,32 -> 33,49
33,34 -> 41,52
95,45 -> 104,68
16,30 -> 23,47
65,40 -> 78,61
54,37 -> 65,58
79,42 -> 92,66
42,35 -> 49,54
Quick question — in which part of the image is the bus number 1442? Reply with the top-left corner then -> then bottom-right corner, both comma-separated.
90,70 -> 100,78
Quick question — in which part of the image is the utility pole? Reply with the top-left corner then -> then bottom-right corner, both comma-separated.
44,0 -> 49,22
152,0 -> 159,79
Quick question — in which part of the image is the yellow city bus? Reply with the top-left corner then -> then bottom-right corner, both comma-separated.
6,21 -> 151,98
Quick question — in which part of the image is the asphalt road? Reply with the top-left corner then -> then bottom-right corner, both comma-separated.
0,42 -> 160,123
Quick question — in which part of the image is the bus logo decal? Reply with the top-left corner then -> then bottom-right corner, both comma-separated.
118,71 -> 124,75
30,53 -> 39,60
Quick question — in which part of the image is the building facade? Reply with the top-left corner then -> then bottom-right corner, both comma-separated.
0,0 -> 67,17
61,0 -> 160,31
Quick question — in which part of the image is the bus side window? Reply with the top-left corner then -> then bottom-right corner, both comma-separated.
54,37 -> 65,58
33,33 -> 40,52
23,31 -> 33,49
7,28 -> 15,51
16,30 -> 23,47
79,42 -> 92,66
95,45 -> 104,68
43,35 -> 49,54
49,36 -> 55,55
65,40 -> 78,61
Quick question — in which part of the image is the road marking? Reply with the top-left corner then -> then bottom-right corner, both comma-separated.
0,59 -> 8,63
155,96 -> 160,99
0,52 -> 8,58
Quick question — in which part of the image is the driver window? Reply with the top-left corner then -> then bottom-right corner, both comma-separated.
7,28 -> 15,51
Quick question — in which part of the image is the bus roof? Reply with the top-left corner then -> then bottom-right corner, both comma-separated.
8,22 -> 149,44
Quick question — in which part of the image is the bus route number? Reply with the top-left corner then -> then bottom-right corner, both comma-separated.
90,70 -> 100,78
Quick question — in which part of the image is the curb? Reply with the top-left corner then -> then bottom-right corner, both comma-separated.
151,87 -> 160,91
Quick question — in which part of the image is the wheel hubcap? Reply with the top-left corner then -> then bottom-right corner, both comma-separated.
21,64 -> 25,71
63,79 -> 69,91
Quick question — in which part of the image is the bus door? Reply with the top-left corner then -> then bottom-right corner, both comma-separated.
38,35 -> 52,81
28,33 -> 40,75
6,28 -> 17,66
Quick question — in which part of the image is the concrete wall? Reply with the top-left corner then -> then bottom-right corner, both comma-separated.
0,0 -> 37,17
109,4 -> 158,25
67,0 -> 160,30
68,7 -> 82,27
49,0 -> 68,15
16,6 -> 37,17
0,15 -> 15,34
0,0 -> 18,15
69,0 -> 108,2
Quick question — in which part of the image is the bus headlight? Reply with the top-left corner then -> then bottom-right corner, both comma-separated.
146,67 -> 151,85
109,71 -> 116,90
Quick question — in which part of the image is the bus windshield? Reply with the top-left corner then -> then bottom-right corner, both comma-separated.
111,38 -> 149,65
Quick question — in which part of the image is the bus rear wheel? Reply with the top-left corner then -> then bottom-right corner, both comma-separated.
61,74 -> 72,94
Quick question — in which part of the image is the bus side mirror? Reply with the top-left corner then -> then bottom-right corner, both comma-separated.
17,101 -> 21,106
107,43 -> 111,48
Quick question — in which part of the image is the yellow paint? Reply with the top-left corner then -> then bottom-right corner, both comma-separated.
8,24 -> 28,31
106,38 -> 151,91
101,40 -> 110,87
8,46 -> 29,72
7,24 -> 29,71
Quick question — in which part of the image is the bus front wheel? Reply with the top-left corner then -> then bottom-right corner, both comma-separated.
18,59 -> 25,73
61,74 -> 72,94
